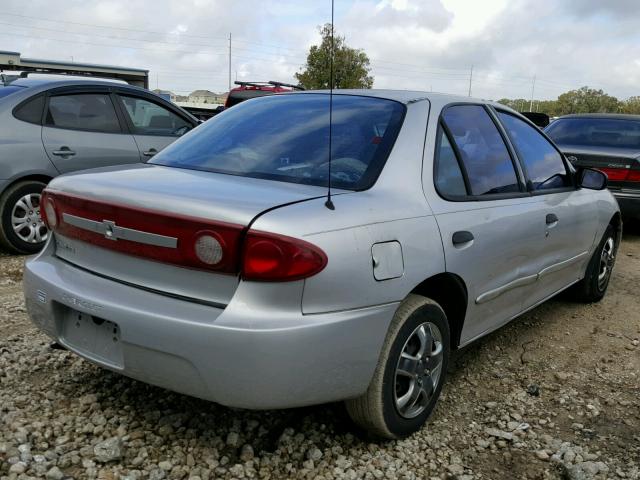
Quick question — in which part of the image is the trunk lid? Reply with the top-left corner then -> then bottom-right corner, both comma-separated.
559,144 -> 640,191
47,164 -> 329,306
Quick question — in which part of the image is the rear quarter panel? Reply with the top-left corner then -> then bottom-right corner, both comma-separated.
249,99 -> 447,314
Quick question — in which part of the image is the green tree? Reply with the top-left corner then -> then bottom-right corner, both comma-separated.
556,86 -> 619,115
295,24 -> 373,89
620,96 -> 640,114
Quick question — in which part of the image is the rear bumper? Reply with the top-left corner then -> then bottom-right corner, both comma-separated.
23,241 -> 396,409
612,191 -> 640,220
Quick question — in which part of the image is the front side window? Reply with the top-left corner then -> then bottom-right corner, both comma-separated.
119,95 -> 191,136
46,94 -> 121,133
151,94 -> 406,191
498,111 -> 570,190
442,105 -> 519,196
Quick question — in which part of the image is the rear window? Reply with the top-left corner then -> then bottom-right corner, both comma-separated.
0,85 -> 26,99
151,94 -> 406,190
226,89 -> 275,107
546,117 -> 640,150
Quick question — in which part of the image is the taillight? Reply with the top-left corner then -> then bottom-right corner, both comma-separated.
242,231 -> 327,282
598,167 -> 640,182
41,191 -> 58,229
44,190 -> 244,273
627,169 -> 640,182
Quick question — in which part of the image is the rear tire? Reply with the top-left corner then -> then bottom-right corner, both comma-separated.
345,294 -> 450,439
0,180 -> 48,254
570,224 -> 617,303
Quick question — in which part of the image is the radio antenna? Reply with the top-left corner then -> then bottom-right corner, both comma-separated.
324,0 -> 336,210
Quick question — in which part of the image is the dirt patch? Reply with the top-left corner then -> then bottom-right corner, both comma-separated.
1,232 -> 638,479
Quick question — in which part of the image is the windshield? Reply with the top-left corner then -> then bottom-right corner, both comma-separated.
0,85 -> 26,99
546,117 -> 640,150
151,93 -> 406,190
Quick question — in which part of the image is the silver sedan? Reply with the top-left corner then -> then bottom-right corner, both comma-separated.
23,90 -> 620,438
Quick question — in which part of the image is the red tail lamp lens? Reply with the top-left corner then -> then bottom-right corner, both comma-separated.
598,167 -> 629,182
627,169 -> 640,182
242,231 -> 327,282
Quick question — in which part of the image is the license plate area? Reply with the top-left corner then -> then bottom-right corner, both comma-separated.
60,308 -> 124,369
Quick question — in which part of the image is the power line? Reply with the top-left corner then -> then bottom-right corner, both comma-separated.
0,30 -> 228,56
0,12 -> 230,41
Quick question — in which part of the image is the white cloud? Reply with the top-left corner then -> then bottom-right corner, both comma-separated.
0,0 -> 638,101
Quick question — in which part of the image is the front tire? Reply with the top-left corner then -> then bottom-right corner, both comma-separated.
571,224 -> 617,303
0,180 -> 48,254
346,294 -> 450,439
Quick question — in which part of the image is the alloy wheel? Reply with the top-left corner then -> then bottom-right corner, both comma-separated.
597,237 -> 615,290
394,322 -> 444,419
11,193 -> 48,244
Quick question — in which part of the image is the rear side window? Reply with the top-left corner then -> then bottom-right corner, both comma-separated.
14,95 -> 45,124
119,95 -> 191,136
151,94 -> 406,191
498,112 -> 570,190
441,105 -> 519,196
435,128 -> 467,197
46,94 -> 121,133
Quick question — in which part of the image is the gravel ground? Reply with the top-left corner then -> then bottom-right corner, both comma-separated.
1,229 -> 639,480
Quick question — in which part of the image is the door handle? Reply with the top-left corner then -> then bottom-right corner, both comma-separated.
52,147 -> 76,157
546,213 -> 559,225
452,231 -> 474,246
142,148 -> 158,157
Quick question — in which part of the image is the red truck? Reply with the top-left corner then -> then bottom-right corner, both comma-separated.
225,81 -> 304,108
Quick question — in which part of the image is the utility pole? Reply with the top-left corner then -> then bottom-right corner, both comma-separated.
468,65 -> 473,97
228,33 -> 232,91
529,74 -> 536,111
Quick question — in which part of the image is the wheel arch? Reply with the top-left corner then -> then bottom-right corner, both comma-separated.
410,272 -> 468,350
1,174 -> 53,198
609,211 -> 622,247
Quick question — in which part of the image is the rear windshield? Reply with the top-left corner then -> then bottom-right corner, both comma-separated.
151,94 -> 406,190
226,89 -> 274,107
0,85 -> 26,99
546,117 -> 640,150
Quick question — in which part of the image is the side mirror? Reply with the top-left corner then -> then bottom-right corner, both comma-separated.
578,168 -> 608,190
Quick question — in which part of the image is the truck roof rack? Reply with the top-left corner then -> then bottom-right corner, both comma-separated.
268,81 -> 305,90
233,80 -> 304,91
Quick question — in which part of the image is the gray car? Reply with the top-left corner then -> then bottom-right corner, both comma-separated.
23,91 -> 620,438
0,77 -> 198,254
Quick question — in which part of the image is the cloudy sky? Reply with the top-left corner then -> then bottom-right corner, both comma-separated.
1,0 -> 639,101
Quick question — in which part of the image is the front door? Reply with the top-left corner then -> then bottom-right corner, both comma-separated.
494,110 -> 598,308
42,92 -> 140,173
115,94 -> 193,161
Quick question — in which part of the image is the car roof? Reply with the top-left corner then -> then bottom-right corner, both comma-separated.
8,76 -> 133,89
285,89 -> 518,115
292,89 -> 503,107
557,113 -> 640,121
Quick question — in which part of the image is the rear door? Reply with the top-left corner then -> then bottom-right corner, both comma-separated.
42,89 -> 140,173
496,109 -> 598,308
429,104 -> 543,343
115,93 -> 195,160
